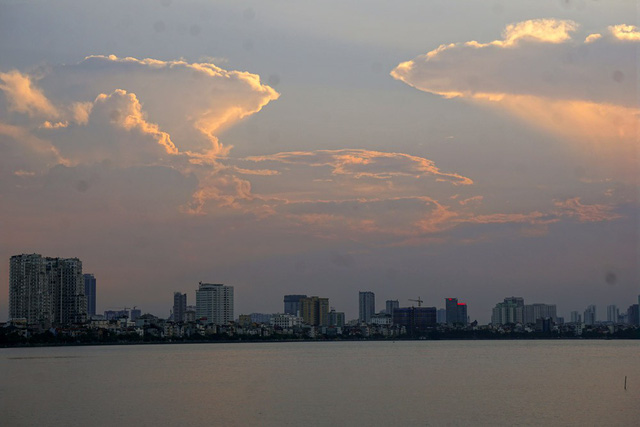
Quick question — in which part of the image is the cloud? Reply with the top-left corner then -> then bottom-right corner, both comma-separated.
0,70 -> 59,118
609,24 -> 640,41
391,19 -> 639,181
247,149 -> 473,185
93,89 -> 178,155
554,197 -> 622,222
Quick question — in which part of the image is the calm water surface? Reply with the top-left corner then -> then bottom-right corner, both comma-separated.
1,340 -> 639,426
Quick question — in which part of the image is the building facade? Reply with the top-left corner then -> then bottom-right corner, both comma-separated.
523,303 -> 557,324
84,274 -> 96,317
491,297 -> 525,325
300,296 -> 329,326
445,298 -> 468,326
359,291 -> 375,323
195,283 -> 234,325
9,254 -> 86,327
393,307 -> 437,334
584,305 -> 597,325
386,300 -> 399,316
283,294 -> 307,316
173,292 -> 187,322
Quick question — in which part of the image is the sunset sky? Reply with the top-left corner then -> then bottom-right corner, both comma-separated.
1,0 -> 638,322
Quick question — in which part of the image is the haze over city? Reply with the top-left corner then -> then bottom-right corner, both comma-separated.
1,0 -> 638,323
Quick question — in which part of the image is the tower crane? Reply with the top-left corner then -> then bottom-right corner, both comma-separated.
408,297 -> 423,307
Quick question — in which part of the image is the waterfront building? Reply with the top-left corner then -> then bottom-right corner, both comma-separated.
386,300 -> 399,316
195,282 -> 234,325
606,304 -> 619,323
446,298 -> 468,326
370,313 -> 392,326
84,274 -> 96,317
584,305 -> 596,325
283,295 -> 307,316
523,304 -> 557,324
173,292 -> 187,323
270,313 -> 302,328
300,296 -> 329,326
359,291 -> 375,323
9,254 -> 86,327
437,308 -> 446,324
393,307 -> 436,334
491,297 -> 525,325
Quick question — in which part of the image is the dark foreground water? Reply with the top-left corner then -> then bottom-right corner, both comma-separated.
1,340 -> 639,426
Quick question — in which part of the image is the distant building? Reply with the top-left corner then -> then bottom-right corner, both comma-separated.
300,296 -> 329,326
523,304 -> 557,324
570,311 -> 581,323
393,307 -> 436,334
606,304 -> 619,323
370,313 -> 392,326
270,313 -> 301,328
627,304 -> 639,326
283,295 -> 307,316
250,313 -> 272,324
584,305 -> 596,325
446,298 -> 468,326
359,291 -> 375,323
195,282 -> 234,325
328,309 -> 346,327
386,300 -> 399,317
84,274 -> 96,317
173,292 -> 187,323
129,309 -> 141,321
436,308 -> 446,324
9,254 -> 86,327
491,297 -> 525,325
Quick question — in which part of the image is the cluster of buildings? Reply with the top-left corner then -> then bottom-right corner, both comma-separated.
6,253 -> 640,341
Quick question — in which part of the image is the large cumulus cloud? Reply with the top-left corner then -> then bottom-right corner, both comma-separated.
391,19 -> 639,182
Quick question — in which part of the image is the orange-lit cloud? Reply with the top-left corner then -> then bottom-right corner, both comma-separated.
0,71 -> 59,118
609,24 -> 640,41
247,149 -> 473,185
554,197 -> 622,222
391,19 -> 639,181
93,89 -> 178,155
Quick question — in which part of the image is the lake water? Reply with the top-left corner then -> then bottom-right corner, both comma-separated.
1,340 -> 639,426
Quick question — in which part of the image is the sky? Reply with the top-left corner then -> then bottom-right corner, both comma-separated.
0,0 -> 638,323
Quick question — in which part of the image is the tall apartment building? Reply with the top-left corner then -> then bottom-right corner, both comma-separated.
491,297 -> 525,325
195,283 -> 234,325
9,254 -> 86,326
523,303 -> 557,324
386,300 -> 399,316
300,296 -> 329,327
606,304 -> 619,323
446,298 -> 468,326
584,305 -> 597,325
173,292 -> 187,322
359,291 -> 375,323
283,294 -> 307,316
84,274 -> 96,317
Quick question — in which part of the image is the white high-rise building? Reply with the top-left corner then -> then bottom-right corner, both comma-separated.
9,254 -> 86,326
195,282 -> 234,325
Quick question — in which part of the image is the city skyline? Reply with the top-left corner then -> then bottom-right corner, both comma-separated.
1,1 -> 638,324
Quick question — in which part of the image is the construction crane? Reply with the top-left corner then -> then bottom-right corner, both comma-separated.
409,297 -> 423,307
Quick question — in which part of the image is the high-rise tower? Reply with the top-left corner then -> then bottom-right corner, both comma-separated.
195,283 -> 234,325
359,291 -> 375,323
